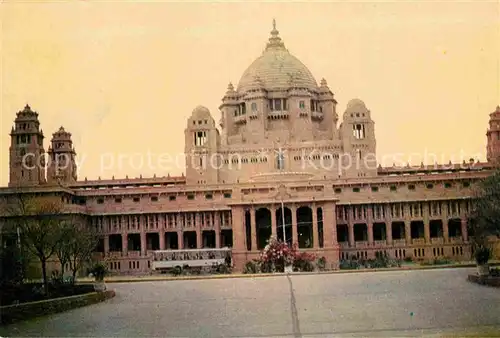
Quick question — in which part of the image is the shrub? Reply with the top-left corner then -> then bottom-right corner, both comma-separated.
243,261 -> 259,274
89,263 -> 108,281
475,246 -> 491,265
317,257 -> 327,271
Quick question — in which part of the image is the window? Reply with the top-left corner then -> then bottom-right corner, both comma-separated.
276,150 -> 285,170
353,187 -> 360,193
274,99 -> 281,111
133,197 -> 140,203
444,182 -> 452,189
334,188 -> 342,194
353,124 -> 366,139
97,198 -> 104,204
390,185 -> 397,191
371,186 -> 379,192
205,194 -> 213,200
187,194 -> 195,200
151,196 -> 158,202
223,193 -> 232,198
194,131 -> 207,146
462,181 -> 470,188
408,184 -> 415,190
426,184 -> 434,189
115,198 -> 122,203
299,100 -> 305,109
169,195 -> 176,201
251,102 -> 257,112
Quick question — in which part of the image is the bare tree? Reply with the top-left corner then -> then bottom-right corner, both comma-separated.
54,221 -> 74,277
67,223 -> 98,280
3,193 -> 66,295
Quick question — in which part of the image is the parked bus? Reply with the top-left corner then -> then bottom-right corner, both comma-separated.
151,247 -> 232,272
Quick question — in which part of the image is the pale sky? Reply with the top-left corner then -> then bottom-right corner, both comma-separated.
1,1 -> 499,186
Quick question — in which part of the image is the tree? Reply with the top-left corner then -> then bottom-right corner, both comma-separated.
67,223 -> 98,280
54,221 -> 74,277
468,169 -> 500,249
3,193 -> 66,295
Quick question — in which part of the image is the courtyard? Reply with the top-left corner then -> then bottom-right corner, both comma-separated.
1,268 -> 499,337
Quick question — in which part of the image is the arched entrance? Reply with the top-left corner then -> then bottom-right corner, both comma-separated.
255,208 -> 272,249
296,206 -> 313,248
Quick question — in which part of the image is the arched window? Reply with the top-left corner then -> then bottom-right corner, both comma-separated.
276,150 -> 285,170
251,102 -> 257,112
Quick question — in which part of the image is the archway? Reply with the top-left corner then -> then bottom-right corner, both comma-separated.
256,208 -> 272,249
276,207 -> 292,245
296,206 -> 313,248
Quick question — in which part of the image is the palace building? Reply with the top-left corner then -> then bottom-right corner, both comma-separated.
2,21 -> 500,273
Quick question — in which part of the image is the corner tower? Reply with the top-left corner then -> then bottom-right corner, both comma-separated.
47,126 -> 77,185
185,106 -> 220,185
8,105 -> 46,187
487,106 -> 500,164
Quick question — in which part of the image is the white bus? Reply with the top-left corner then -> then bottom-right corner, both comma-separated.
151,247 -> 232,271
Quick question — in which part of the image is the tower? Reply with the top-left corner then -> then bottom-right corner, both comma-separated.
340,99 -> 377,178
487,106 -> 500,164
9,105 -> 46,187
47,126 -> 77,185
185,106 -> 220,185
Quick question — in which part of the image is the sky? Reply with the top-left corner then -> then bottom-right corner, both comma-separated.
1,0 -> 499,185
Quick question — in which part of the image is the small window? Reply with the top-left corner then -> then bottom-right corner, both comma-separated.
133,197 -> 140,203
151,196 -> 158,202
353,187 -> 360,193
371,186 -> 379,192
408,184 -> 415,190
187,194 -> 195,200
334,188 -> 342,194
205,194 -> 213,200
97,198 -> 104,204
444,182 -> 452,189
426,183 -> 434,189
251,102 -> 257,112
169,195 -> 176,201
462,181 -> 470,188
115,198 -> 122,203
299,100 -> 305,109
223,193 -> 232,198
390,185 -> 397,191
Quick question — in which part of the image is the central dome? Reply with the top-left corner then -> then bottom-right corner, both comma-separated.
237,20 -> 318,93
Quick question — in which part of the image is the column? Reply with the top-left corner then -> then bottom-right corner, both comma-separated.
331,204 -> 338,245
423,202 -> 431,244
312,204 -> 319,248
322,202 -> 335,248
442,202 -> 450,243
215,211 -> 221,248
232,207 -> 245,251
178,230 -> 184,249
348,206 -> 354,247
367,205 -> 374,245
196,212 -> 202,249
385,204 -> 393,245
140,232 -> 146,256
404,220 -> 412,245
461,218 -> 468,242
104,235 -> 110,257
291,205 -> 298,246
122,233 -> 128,256
270,205 -> 277,238
250,207 -> 257,251
159,231 -> 165,250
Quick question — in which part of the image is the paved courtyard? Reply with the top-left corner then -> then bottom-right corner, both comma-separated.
1,268 -> 500,337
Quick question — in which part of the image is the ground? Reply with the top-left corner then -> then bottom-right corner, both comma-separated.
1,268 -> 500,337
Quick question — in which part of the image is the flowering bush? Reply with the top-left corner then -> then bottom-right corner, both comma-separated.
257,237 -> 316,272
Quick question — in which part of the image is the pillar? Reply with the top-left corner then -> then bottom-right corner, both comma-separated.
270,205 -> 277,238
312,204 -> 319,248
322,202 -> 335,248
196,212 -> 202,249
178,230 -> 184,249
122,233 -> 128,256
442,203 -> 450,243
367,205 -> 374,245
159,231 -> 165,250
104,235 -> 110,256
250,207 -> 257,250
232,206 -> 245,251
404,220 -> 412,245
215,211 -> 221,248
423,202 -> 431,244
461,218 -> 468,242
140,232 -> 146,256
385,204 -> 393,245
291,205 -> 298,246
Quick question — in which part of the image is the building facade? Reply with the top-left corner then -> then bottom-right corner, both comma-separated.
1,22 -> 500,273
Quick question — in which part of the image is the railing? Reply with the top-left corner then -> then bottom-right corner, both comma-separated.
373,240 -> 387,247
354,241 -> 369,248
431,237 -> 444,244
392,239 -> 407,246
449,236 -> 463,244
151,247 -> 231,270
127,250 -> 141,257
412,238 -> 426,245
107,251 -> 123,258
339,242 -> 349,249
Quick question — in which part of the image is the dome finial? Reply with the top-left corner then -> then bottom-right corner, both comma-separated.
272,18 -> 276,31
266,18 -> 285,50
